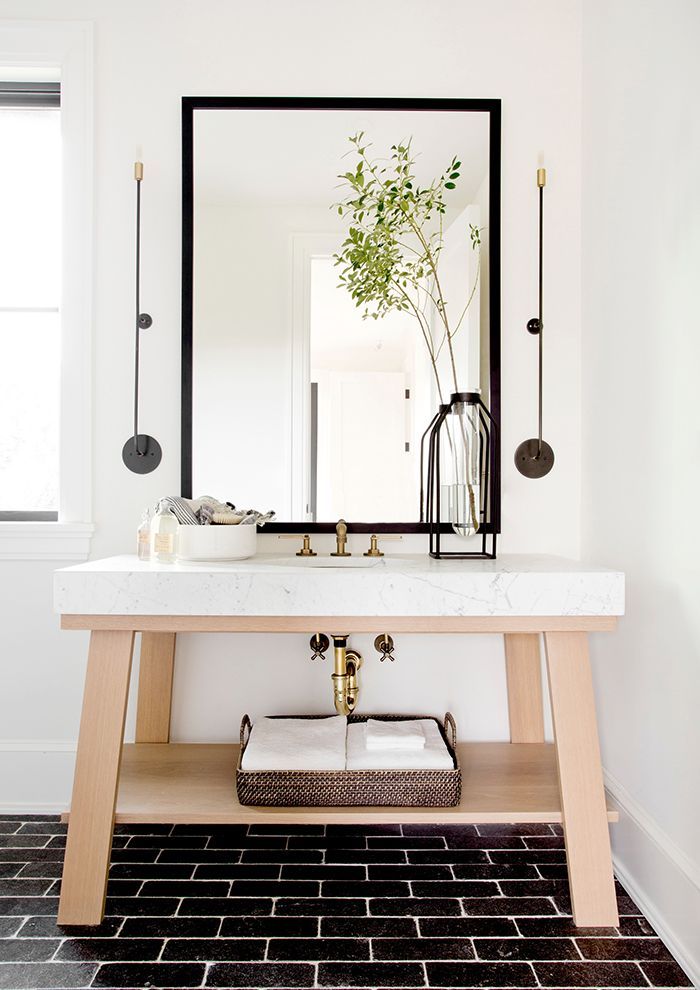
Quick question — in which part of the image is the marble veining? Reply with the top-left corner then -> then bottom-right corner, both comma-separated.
54,555 -> 625,617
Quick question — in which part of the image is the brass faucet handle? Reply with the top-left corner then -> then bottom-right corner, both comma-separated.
278,534 -> 317,556
363,534 -> 403,557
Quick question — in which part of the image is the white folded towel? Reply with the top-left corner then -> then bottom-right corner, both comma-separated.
365,718 -> 426,750
241,716 -> 347,771
346,721 -> 454,770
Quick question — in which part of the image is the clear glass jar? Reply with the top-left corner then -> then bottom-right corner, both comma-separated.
151,501 -> 178,563
439,393 -> 481,537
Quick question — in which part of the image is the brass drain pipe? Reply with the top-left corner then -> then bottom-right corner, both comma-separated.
331,635 -> 363,715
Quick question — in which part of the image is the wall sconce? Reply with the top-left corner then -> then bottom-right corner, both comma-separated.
122,161 -> 162,474
515,166 -> 555,479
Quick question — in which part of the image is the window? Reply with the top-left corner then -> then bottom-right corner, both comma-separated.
0,81 -> 61,520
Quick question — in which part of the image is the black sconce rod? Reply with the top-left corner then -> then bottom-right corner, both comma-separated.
122,161 -> 162,474
515,166 -> 555,479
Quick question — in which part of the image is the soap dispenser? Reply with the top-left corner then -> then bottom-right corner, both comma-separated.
151,501 -> 178,563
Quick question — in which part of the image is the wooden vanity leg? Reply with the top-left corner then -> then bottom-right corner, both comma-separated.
135,632 -> 176,743
58,630 -> 134,925
504,633 -> 545,742
544,631 -> 618,927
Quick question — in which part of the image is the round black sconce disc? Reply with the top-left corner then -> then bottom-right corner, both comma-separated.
122,434 -> 162,474
514,438 -> 555,479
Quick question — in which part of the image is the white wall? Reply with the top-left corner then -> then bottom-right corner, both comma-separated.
582,0 -> 700,981
0,0 -> 580,804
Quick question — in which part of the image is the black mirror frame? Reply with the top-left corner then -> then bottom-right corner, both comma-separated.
181,96 -> 501,535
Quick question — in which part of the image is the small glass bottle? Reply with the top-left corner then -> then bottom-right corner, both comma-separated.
151,501 -> 178,563
136,508 -> 152,561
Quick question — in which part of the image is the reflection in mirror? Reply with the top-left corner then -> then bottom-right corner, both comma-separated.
186,101 -> 499,528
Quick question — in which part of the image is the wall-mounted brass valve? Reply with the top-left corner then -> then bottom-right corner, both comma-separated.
374,633 -> 395,661
331,634 -> 362,715
309,632 -> 329,661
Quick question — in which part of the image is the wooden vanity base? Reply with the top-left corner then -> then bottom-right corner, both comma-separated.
58,615 -> 619,928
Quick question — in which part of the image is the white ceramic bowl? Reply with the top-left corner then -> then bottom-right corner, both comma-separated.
177,524 -> 257,562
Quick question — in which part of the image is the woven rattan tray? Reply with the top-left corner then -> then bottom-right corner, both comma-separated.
236,713 -> 461,807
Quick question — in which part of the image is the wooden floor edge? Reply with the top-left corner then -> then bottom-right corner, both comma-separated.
61,614 -> 619,632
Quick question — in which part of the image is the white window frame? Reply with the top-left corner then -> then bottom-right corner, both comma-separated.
0,21 -> 94,560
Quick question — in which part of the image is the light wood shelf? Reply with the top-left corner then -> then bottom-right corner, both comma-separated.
63,742 -> 618,826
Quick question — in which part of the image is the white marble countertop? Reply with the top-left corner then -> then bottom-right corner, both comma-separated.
54,554 -> 625,618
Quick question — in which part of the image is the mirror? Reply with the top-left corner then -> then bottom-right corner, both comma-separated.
182,98 -> 500,532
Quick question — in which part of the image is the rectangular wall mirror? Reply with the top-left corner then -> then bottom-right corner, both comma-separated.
182,97 -> 501,533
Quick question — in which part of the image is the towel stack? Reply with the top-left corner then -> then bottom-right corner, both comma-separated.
347,719 -> 454,770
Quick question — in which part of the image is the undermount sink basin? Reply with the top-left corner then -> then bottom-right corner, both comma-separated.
267,556 -> 381,568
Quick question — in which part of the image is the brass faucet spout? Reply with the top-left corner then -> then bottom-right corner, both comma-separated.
330,518 -> 351,557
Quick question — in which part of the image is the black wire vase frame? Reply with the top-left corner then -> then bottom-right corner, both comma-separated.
426,392 -> 498,560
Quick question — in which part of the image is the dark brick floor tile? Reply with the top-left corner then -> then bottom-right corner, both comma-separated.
56,938 -> 162,962
577,937 -> 676,961
158,848 -> 242,864
499,879 -> 566,898
426,961 -> 537,986
162,937 -> 266,961
401,823 -> 478,837
0,897 -> 59,916
322,916 -> 417,937
220,917 -> 318,938
640,960 -> 693,986
321,880 -> 410,898
368,864 -> 452,881
616,894 -> 643,916
229,880 -> 319,898
326,824 -> 403,837
477,823 -> 556,836
207,962 -> 315,987
44,837 -> 69,849
0,836 -> 50,849
374,937 -> 474,960
453,863 -> 539,880
269,937 -> 370,961
275,897 -> 367,916
0,826 -> 19,836
120,916 -> 219,938
113,824 -> 173,835
552,889 -> 642,917
127,835 -> 207,849
536,863 -> 570,879
0,815 -> 55,822
104,897 -> 179,917
420,917 -> 518,937
209,835 -> 287,849
0,921 -> 20,938
535,961 -> 648,986
618,916 -> 658,937
17,917 -> 123,939
108,848 -> 159,864
524,835 -> 566,848
489,849 -> 566,864
317,961 -> 424,986
0,879 -> 53,896
250,824 -> 325,835
92,962 -> 205,987
476,936 -> 579,960
462,896 -> 557,916
551,824 -> 564,834
16,862 -> 64,879
446,835 -> 527,850
0,962 -> 97,988
139,880 -> 229,897
282,865 -> 365,880
412,880 -> 499,898
288,835 -> 365,849
368,835 -> 446,849
325,848 -> 406,864
170,824 -> 248,839
515,916 -> 618,937
178,897 -> 272,916
408,849 -> 488,865
241,848 -> 322,864
370,897 -> 461,916
16,822 -> 67,836
108,863 -> 193,880
194,864 -> 280,880
0,850 -> 64,864
0,937 -> 61,961
0,868 -> 18,881
49,879 -> 141,899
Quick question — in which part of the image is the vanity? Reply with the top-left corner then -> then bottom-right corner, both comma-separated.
54,553 -> 624,930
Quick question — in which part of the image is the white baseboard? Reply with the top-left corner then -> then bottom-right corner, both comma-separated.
0,745 -> 76,814
605,770 -> 700,988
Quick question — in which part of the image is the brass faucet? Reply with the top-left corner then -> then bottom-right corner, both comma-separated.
330,518 -> 351,557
